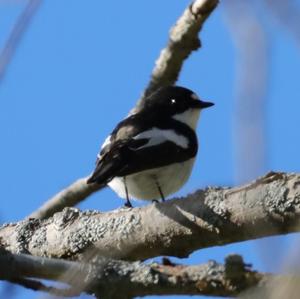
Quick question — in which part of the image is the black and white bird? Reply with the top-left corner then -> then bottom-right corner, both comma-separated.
87,86 -> 214,207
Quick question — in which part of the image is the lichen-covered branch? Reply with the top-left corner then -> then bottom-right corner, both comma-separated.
0,250 -> 266,298
1,172 -> 300,261
29,0 -> 219,221
138,0 -> 219,103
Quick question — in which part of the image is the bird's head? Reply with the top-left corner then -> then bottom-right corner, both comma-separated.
142,86 -> 214,129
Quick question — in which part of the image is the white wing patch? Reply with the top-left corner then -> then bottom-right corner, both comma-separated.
133,128 -> 189,149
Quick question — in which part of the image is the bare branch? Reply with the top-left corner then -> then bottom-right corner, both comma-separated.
7,277 -> 77,297
0,250 -> 266,298
223,0 -> 268,183
138,0 -> 219,103
264,0 -> 300,49
29,0 -> 219,221
0,248 -> 84,297
0,0 -> 41,81
28,178 -> 105,220
2,172 -> 300,261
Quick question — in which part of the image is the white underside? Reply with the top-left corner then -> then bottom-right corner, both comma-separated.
106,108 -> 201,201
173,108 -> 201,130
108,158 -> 195,200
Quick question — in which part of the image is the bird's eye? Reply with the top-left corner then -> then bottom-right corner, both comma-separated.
170,99 -> 176,104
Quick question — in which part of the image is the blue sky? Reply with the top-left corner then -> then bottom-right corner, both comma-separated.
0,1 -> 300,298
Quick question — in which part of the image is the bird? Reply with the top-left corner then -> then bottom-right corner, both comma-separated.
87,86 -> 214,207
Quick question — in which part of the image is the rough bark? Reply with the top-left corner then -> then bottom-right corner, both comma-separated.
137,0 -> 219,102
0,249 -> 266,298
1,172 -> 299,261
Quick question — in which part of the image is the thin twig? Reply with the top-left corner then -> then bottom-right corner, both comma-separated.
8,277 -> 78,297
28,178 -> 105,219
0,0 -> 41,81
264,0 -> 300,49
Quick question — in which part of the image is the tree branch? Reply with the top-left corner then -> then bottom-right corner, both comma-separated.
0,249 -> 266,298
223,0 -> 268,183
28,178 -> 105,220
7,277 -> 77,298
137,0 -> 219,103
2,172 -> 300,261
0,0 -> 41,81
29,0 -> 219,221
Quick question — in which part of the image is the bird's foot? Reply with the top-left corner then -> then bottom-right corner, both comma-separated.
124,199 -> 133,208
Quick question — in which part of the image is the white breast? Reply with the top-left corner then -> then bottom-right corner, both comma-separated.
108,158 -> 195,200
172,108 -> 201,130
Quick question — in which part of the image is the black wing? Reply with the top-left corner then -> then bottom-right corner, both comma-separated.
87,138 -> 148,184
87,138 -> 195,185
87,114 -> 197,185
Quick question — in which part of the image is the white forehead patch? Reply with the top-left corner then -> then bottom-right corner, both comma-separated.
191,93 -> 199,100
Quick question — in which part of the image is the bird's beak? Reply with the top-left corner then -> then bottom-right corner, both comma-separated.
191,100 -> 214,109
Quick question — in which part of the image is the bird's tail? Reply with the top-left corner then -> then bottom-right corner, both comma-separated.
86,175 -> 96,184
